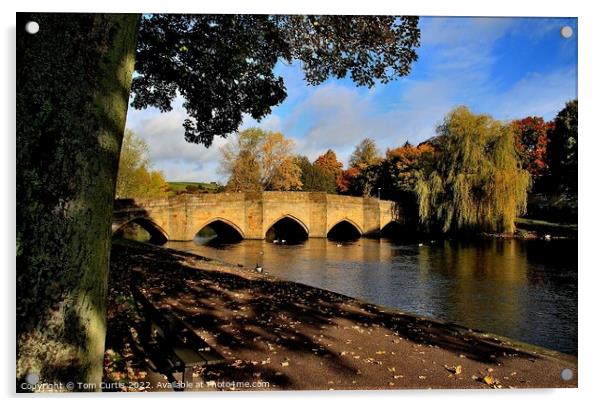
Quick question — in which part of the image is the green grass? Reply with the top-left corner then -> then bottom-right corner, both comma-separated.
166,181 -> 225,196
517,218 -> 577,230
516,218 -> 577,237
168,181 -> 221,191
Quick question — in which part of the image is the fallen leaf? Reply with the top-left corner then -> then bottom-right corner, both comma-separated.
444,364 -> 462,375
483,375 -> 495,385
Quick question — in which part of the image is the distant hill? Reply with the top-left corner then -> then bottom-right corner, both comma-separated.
167,181 -> 224,195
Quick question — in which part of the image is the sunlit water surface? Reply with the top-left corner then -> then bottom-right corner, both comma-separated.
165,237 -> 577,355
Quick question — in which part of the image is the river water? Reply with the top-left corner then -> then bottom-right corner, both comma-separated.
165,237 -> 577,355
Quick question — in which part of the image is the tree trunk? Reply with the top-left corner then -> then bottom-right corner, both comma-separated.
16,13 -> 139,391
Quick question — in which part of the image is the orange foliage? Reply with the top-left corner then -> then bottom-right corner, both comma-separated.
385,142 -> 434,168
314,149 -> 343,176
336,167 -> 361,193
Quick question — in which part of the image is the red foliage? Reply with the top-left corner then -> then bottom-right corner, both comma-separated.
512,117 -> 554,178
336,167 -> 360,193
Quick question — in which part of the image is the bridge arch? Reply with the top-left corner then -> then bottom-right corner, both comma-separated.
380,220 -> 404,239
113,217 -> 168,245
327,218 -> 363,241
114,193 -> 400,241
265,214 -> 309,242
194,217 -> 245,243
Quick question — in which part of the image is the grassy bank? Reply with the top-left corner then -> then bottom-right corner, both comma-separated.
167,181 -> 223,196
516,218 -> 577,238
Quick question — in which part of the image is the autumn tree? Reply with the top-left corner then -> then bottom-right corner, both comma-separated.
115,130 -> 168,198
376,142 -> 434,199
296,155 -> 337,193
338,138 -> 383,196
224,149 -> 263,192
116,130 -> 148,197
512,116 -> 553,182
337,167 -> 361,194
261,131 -> 303,191
17,13 -> 420,389
341,165 -> 381,197
221,127 -> 262,192
415,107 -> 531,234
315,148 -> 343,176
221,128 -> 302,192
349,138 -> 381,169
338,142 -> 434,227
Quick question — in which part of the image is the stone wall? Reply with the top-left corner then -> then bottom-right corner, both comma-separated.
113,192 -> 398,241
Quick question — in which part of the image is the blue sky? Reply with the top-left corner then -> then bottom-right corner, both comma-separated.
125,16 -> 578,183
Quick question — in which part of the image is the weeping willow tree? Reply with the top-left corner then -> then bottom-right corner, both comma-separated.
416,106 -> 531,234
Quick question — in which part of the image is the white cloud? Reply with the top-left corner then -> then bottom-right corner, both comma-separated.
241,112 -> 283,133
283,85 -> 391,164
277,78 -> 454,165
126,97 -> 230,183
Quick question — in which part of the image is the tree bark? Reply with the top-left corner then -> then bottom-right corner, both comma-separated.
16,13 -> 139,391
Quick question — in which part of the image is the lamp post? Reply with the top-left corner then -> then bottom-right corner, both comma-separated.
378,187 -> 381,200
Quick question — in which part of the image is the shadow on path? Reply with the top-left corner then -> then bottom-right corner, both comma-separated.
104,242 -> 577,390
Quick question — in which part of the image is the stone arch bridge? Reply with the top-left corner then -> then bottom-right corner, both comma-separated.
113,192 -> 401,243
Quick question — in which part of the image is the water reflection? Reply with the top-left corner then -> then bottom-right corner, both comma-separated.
166,237 -> 577,355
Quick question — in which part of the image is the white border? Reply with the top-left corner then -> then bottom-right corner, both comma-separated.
2,1 -> 600,405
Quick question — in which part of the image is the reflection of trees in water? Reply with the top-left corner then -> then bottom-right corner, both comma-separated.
166,237 -> 577,354
417,239 -> 577,354
523,239 -> 578,287
418,239 -> 529,340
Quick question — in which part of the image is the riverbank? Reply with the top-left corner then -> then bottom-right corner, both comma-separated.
105,241 -> 577,391
515,218 -> 577,239
476,218 -> 577,241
